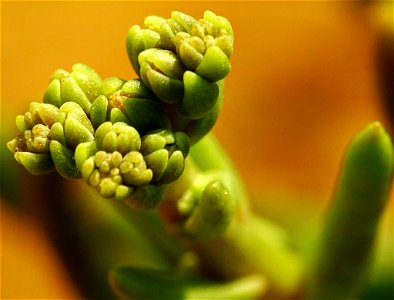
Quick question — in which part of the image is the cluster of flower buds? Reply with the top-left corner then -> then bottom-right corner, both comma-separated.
7,10 -> 234,209
127,10 -> 233,82
126,10 -> 234,143
7,101 -> 94,178
74,122 -> 189,205
44,63 -> 102,114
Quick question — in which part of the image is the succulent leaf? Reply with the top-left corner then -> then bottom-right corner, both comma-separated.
71,63 -> 102,101
43,79 -> 62,107
181,71 -> 219,119
121,78 -> 155,98
144,149 -> 169,181
43,63 -> 102,114
195,46 -> 231,82
64,118 -> 94,150
124,98 -> 169,134
126,25 -> 162,74
141,129 -> 189,183
101,77 -> 126,96
158,150 -> 185,184
50,140 -> 81,179
308,122 -> 394,299
13,152 -> 54,175
110,108 -> 131,124
75,141 -> 97,171
91,95 -> 109,128
49,122 -> 67,146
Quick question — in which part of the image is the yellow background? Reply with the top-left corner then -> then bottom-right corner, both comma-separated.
1,1 -> 392,298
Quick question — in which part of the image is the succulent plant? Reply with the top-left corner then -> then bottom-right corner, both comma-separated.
5,9 -> 394,300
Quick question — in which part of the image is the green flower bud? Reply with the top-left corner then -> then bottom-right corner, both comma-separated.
121,151 -> 153,186
44,79 -> 62,107
176,10 -> 233,81
8,124 -> 51,154
8,102 -> 64,154
18,102 -> 64,131
95,122 -> 141,154
43,63 -> 102,114
184,180 -> 235,240
153,10 -> 233,82
174,33 -> 205,70
80,149 -> 154,201
7,99 -> 94,178
141,129 -> 189,184
25,124 -> 51,152
159,150 -> 185,184
148,18 -> 185,52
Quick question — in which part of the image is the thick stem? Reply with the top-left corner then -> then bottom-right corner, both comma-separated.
162,134 -> 305,297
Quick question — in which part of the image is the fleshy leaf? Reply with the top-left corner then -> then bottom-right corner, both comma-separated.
158,150 -> 185,184
61,77 -> 92,114
64,118 -> 94,150
91,95 -> 109,128
14,152 -> 54,175
75,141 -> 97,171
43,79 -> 62,107
49,140 -> 80,179
308,121 -> 394,299
195,46 -> 231,82
124,98 -> 169,134
180,71 -> 219,119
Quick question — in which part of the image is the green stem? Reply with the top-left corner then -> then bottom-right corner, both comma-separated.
38,175 -> 174,298
163,134 -> 305,297
109,266 -> 267,300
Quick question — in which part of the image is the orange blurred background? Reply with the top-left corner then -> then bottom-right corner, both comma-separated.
1,1 -> 392,298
